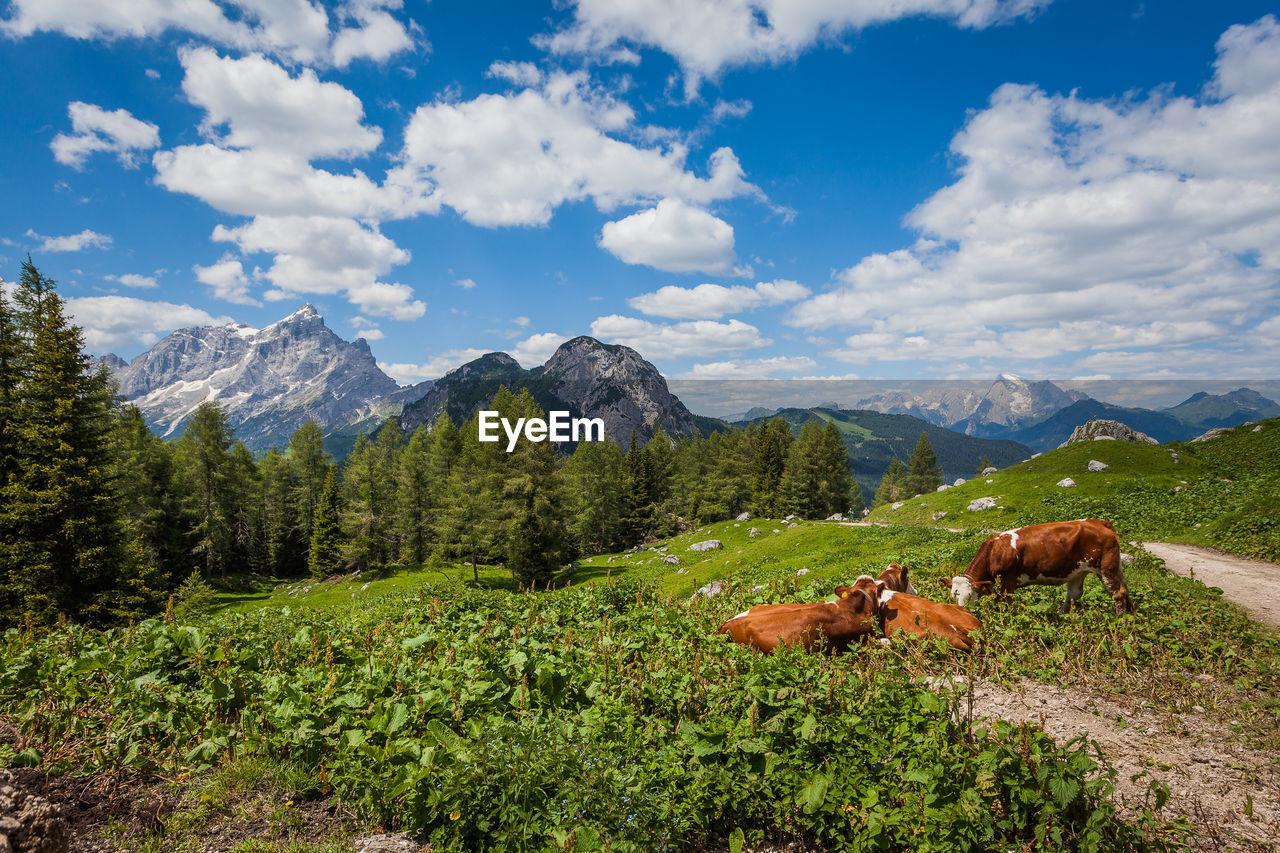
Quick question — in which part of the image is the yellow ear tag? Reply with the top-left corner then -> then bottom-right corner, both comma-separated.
840,592 -> 848,598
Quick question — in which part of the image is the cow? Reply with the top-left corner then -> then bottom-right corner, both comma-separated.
845,569 -> 983,652
717,585 -> 878,653
944,518 -> 1133,614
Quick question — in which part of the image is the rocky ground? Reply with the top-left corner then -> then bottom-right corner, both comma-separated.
1140,542 -> 1280,629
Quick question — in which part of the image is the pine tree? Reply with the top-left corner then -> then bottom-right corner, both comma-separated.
438,400 -> 504,582
782,419 -> 826,518
975,454 -> 993,476
174,401 -> 236,578
751,417 -> 793,517
0,279 -> 20,492
620,429 -> 654,543
257,448 -> 303,576
288,420 -> 330,547
904,432 -> 943,497
398,426 -> 433,565
822,421 -> 858,514
561,438 -> 625,554
308,467 -> 343,579
0,260 -> 148,626
873,458 -> 906,507
110,404 -> 188,588
499,389 -> 571,588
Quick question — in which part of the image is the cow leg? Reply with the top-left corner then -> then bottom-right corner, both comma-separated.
1059,572 -> 1087,614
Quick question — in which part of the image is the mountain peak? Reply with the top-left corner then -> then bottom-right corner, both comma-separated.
998,373 -> 1023,382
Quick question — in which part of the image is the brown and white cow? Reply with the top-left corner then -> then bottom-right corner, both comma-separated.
944,518 -> 1133,614
717,585 -> 878,653
846,567 -> 983,652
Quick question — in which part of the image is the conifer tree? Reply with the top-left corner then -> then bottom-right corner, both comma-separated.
904,431 -> 943,497
175,401 -> 236,578
500,389 -> 571,587
620,429 -> 654,543
0,280 -> 19,492
439,399 -> 504,582
398,426 -> 433,565
751,417 -> 793,516
111,404 -> 188,587
0,260 -> 146,626
308,467 -> 343,579
873,458 -> 906,507
561,438 -> 625,554
822,421 -> 859,514
975,454 -> 993,476
257,448 -> 303,575
288,420 -> 329,546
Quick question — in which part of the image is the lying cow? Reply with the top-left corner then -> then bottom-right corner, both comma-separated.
717,585 -> 878,653
944,518 -> 1133,614
847,567 -> 983,652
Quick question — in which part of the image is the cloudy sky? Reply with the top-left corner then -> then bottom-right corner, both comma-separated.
3,0 -> 1279,382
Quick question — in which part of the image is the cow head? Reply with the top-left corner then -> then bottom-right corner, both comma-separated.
879,563 -> 917,595
944,575 -> 991,607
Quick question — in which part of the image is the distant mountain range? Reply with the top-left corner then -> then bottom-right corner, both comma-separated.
742,407 -> 1033,499
103,306 -> 1278,462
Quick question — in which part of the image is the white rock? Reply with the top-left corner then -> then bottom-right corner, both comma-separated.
1056,478 -> 1076,488
662,554 -> 680,565
788,522 -> 798,528
1253,425 -> 1264,432
931,511 -> 948,521
1120,553 -> 1134,566
689,540 -> 722,552
985,479 -> 993,484
736,511 -> 751,522
1030,453 -> 1042,459
691,581 -> 725,599
826,513 -> 845,521
752,584 -> 766,592
891,501 -> 904,510
981,466 -> 998,475
784,514 -> 797,521
936,484 -> 950,492
1087,459 -> 1109,472
967,497 -> 997,512
748,527 -> 760,538
1174,485 -> 1185,492
733,523 -> 740,527
796,568 -> 810,577
953,478 -> 966,486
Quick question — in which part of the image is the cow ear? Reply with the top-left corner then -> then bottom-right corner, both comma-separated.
899,565 -> 910,586
937,578 -> 953,590
974,579 -> 994,590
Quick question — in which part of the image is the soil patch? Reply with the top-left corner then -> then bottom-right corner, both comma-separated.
1140,542 -> 1280,629
965,678 -> 1280,851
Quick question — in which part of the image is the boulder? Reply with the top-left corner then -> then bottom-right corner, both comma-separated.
747,527 -> 760,538
891,502 -> 904,510
826,513 -> 845,521
931,511 -> 948,521
980,466 -> 998,475
1060,419 -> 1158,448
967,497 -> 997,511
796,568 -> 810,577
788,522 -> 798,528
662,554 -> 680,565
1120,553 -> 1134,566
736,511 -> 751,522
1087,459 -> 1109,472
1253,425 -> 1264,432
936,484 -> 950,492
784,514 -> 797,522
953,478 -> 966,486
1030,453 -> 1042,459
690,581 -> 725,599
689,540 -> 722,552
1056,478 -> 1076,488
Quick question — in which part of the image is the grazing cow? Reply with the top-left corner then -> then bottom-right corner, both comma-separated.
717,586 -> 878,653
944,518 -> 1133,614
844,570 -> 983,652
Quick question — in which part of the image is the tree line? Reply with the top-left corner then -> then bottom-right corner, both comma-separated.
0,261 -> 861,629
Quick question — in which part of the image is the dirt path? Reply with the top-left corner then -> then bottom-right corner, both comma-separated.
1141,542 -> 1280,629
961,678 -> 1280,851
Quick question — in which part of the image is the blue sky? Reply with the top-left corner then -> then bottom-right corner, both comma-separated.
2,0 -> 1279,382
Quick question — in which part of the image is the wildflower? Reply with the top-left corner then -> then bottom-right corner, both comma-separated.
450,810 -> 461,821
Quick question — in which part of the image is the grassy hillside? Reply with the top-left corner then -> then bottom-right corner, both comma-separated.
866,417 -> 1280,561
747,407 -> 1032,500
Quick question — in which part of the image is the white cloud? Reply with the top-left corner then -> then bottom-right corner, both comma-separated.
590,314 -> 769,358
213,215 -> 423,319
507,331 -> 570,367
628,279 -> 809,319
380,347 -> 488,382
512,316 -> 531,327
106,272 -> 158,288
454,277 -> 477,289
396,68 -> 757,226
678,355 -> 818,379
193,254 -> 260,305
179,47 -> 382,158
26,228 -> 113,252
51,101 -> 160,169
66,295 -> 231,352
787,15 -> 1280,377
599,198 -> 744,274
544,0 -> 1049,94
2,0 -> 414,67
350,315 -> 385,340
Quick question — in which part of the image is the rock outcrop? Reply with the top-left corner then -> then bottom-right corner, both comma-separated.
1059,419 -> 1158,448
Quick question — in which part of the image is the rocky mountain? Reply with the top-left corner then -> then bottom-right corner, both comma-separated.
1059,419 -> 1158,448
854,386 -> 987,427
107,304 -> 430,451
1163,388 -> 1280,429
953,375 -> 1089,436
400,336 -> 699,445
